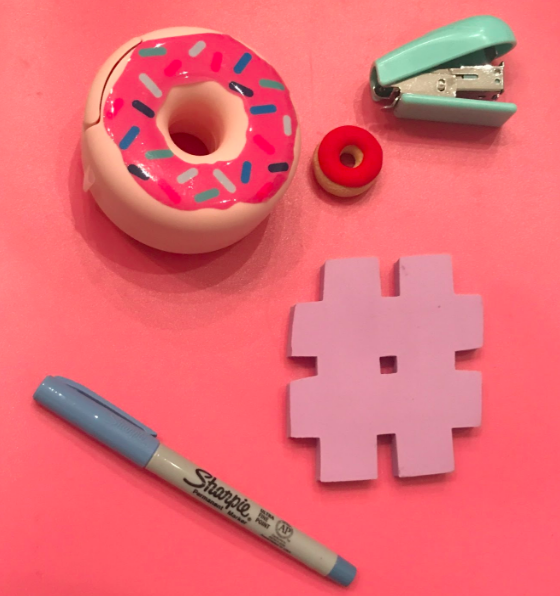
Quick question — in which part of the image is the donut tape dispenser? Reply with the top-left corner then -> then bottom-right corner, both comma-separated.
370,15 -> 517,127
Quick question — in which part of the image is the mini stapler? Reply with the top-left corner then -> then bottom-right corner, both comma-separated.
370,16 -> 517,126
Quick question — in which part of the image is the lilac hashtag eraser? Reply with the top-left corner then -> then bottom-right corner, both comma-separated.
288,255 -> 483,482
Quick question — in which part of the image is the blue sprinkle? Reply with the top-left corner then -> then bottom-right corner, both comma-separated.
127,164 -> 150,180
234,52 -> 252,74
229,81 -> 254,97
241,161 -> 252,184
132,100 -> 155,118
119,126 -> 140,150
250,104 -> 277,115
268,162 -> 289,173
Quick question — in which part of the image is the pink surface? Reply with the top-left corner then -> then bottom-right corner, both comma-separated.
1,1 -> 560,595
289,256 -> 483,481
103,33 -> 297,210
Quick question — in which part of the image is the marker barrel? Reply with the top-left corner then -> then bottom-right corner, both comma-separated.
146,445 -> 356,587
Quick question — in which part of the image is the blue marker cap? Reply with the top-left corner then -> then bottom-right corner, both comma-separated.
34,376 -> 160,467
328,556 -> 357,587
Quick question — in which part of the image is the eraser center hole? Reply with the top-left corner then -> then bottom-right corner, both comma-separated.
340,145 -> 364,168
380,356 -> 397,374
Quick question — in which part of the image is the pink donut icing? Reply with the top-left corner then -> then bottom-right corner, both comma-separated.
103,33 -> 298,211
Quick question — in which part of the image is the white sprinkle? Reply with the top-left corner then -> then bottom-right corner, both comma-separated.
188,41 -> 206,57
213,169 -> 236,193
139,73 -> 162,98
177,168 -> 199,184
283,115 -> 292,136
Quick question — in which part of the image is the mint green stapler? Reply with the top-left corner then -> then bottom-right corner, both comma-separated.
370,16 -> 517,126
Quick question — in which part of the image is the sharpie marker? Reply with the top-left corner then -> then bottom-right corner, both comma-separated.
34,377 -> 356,587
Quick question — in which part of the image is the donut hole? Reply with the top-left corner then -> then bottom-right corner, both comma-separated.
340,145 -> 364,168
158,81 -> 248,164
169,132 -> 211,156
168,110 -> 220,156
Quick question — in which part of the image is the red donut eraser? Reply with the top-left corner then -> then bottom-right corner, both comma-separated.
313,126 -> 383,197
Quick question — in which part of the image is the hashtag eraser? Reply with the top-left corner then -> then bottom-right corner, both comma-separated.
288,255 -> 483,482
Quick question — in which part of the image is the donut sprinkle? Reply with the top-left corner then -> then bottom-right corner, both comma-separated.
103,33 -> 297,211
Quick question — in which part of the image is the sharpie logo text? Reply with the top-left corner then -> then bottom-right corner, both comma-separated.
184,469 -> 252,520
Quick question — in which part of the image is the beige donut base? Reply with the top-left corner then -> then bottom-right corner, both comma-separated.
82,27 -> 300,254
312,146 -> 374,198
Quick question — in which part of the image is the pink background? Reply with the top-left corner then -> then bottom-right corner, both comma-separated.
1,0 -> 559,594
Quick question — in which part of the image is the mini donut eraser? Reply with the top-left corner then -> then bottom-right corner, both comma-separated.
82,27 -> 301,254
313,126 -> 382,198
